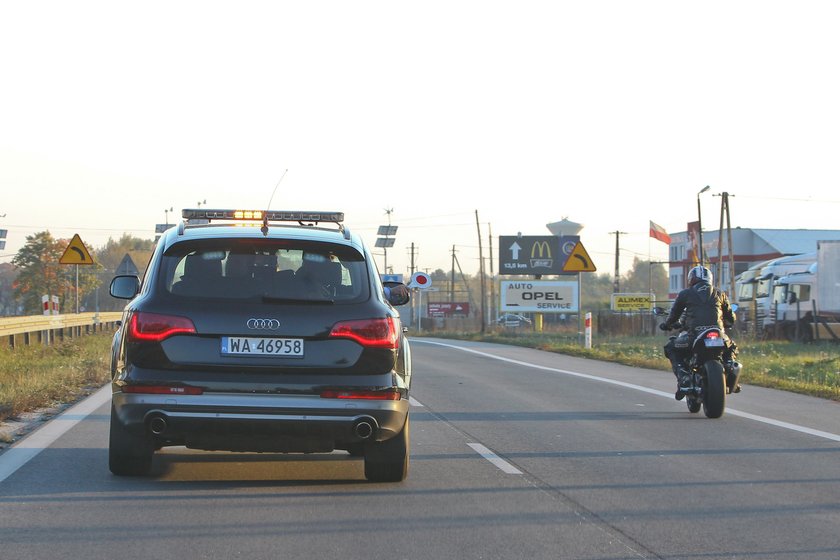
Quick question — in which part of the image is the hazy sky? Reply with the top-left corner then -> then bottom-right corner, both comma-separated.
2,1 -> 839,278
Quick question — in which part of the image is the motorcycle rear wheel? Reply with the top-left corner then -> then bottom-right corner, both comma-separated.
702,360 -> 726,419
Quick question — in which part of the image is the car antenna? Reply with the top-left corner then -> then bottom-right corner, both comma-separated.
262,169 -> 288,236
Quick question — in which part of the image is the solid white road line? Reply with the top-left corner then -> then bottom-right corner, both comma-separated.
0,384 -> 111,484
467,442 -> 523,474
409,396 -> 424,407
414,340 -> 840,443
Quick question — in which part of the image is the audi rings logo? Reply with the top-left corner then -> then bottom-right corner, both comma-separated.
246,318 -> 281,330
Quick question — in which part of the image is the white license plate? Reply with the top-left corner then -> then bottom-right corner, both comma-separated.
704,338 -> 724,347
221,337 -> 304,357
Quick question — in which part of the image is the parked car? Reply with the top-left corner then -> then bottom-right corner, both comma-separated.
497,313 -> 532,327
108,208 -> 412,482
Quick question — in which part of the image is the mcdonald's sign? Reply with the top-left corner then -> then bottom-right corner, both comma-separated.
530,239 -> 553,269
499,235 -> 574,275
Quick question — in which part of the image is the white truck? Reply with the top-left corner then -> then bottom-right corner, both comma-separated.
769,240 -> 840,342
756,253 -> 816,334
735,252 -> 816,335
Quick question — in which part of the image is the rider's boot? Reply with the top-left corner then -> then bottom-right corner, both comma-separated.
673,361 -> 691,401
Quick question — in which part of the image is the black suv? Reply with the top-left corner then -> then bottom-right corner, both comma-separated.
108,209 -> 412,482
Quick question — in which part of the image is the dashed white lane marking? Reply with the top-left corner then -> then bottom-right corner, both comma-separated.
467,443 -> 523,474
0,385 -> 111,484
414,340 -> 840,443
409,397 -> 521,474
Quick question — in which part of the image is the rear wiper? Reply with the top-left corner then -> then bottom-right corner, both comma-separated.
261,296 -> 335,304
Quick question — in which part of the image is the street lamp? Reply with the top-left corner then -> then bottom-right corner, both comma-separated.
164,206 -> 174,226
197,199 -> 206,207
697,185 -> 711,264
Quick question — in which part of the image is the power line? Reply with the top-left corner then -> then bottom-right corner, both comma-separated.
736,194 -> 840,204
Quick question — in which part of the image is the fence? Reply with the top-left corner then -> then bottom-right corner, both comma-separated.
0,312 -> 123,348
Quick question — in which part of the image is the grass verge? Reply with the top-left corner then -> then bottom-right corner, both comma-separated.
0,333 -> 111,426
419,331 -> 840,402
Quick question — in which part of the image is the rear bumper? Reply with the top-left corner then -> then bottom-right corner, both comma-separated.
112,391 -> 409,453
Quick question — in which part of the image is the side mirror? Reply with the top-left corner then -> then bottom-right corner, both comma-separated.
731,303 -> 739,312
652,306 -> 667,316
383,282 -> 410,306
110,275 -> 140,300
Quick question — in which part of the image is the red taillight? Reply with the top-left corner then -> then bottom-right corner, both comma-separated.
128,312 -> 196,342
320,389 -> 401,400
120,385 -> 204,395
329,317 -> 399,349
705,331 -> 721,339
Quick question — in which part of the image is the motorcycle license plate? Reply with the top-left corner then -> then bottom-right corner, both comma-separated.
704,338 -> 724,347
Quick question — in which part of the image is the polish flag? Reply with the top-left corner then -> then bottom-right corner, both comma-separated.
649,221 -> 671,244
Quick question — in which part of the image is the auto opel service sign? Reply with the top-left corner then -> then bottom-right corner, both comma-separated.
500,280 -> 578,313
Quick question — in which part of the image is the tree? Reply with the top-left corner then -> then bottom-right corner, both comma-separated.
0,262 -> 21,315
622,257 -> 668,300
83,234 -> 156,312
12,231 -> 69,314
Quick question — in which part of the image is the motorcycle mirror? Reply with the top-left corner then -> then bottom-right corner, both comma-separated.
652,306 -> 667,316
731,303 -> 739,312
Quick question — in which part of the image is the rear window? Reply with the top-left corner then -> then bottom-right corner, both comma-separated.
159,239 -> 370,303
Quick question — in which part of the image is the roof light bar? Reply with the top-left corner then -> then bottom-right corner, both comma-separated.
181,209 -> 344,223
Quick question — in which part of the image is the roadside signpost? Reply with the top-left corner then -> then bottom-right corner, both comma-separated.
611,293 -> 654,313
58,234 -> 95,314
499,280 -> 579,313
499,232 -> 597,338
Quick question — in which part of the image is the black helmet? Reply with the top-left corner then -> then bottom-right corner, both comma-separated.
687,265 -> 712,286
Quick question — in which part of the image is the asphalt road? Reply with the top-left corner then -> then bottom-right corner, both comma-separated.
1,338 -> 839,560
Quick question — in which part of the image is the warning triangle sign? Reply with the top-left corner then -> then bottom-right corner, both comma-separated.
562,242 -> 596,272
59,234 -> 95,265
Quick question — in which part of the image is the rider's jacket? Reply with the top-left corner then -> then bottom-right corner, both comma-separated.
665,280 -> 735,331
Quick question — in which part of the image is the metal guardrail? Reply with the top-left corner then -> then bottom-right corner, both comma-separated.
0,312 -> 123,347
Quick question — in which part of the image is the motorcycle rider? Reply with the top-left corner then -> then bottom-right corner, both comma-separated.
659,265 -> 739,400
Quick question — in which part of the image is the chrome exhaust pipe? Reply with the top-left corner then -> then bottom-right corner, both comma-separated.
353,418 -> 376,440
148,415 -> 168,436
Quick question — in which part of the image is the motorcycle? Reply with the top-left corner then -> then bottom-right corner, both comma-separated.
654,307 -> 743,419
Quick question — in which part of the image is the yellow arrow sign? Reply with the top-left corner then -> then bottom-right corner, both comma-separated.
562,242 -> 596,272
59,234 -> 95,265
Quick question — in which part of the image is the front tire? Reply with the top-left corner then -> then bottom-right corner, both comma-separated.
109,404 -> 154,476
364,414 -> 409,482
702,361 -> 726,419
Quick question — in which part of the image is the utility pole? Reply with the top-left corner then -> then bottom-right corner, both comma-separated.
488,224 -> 496,324
715,192 -> 736,296
476,210 -> 487,333
450,245 -> 456,303
409,242 -> 417,328
378,208 -> 396,275
697,185 -> 711,264
610,231 -> 627,293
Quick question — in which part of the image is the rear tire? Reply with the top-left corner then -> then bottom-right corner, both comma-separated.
702,361 -> 726,419
364,414 -> 409,482
109,405 -> 154,476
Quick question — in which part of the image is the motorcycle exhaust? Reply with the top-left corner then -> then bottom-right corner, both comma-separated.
727,361 -> 742,393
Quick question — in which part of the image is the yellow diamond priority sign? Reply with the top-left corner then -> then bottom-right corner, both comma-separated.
59,234 -> 95,265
